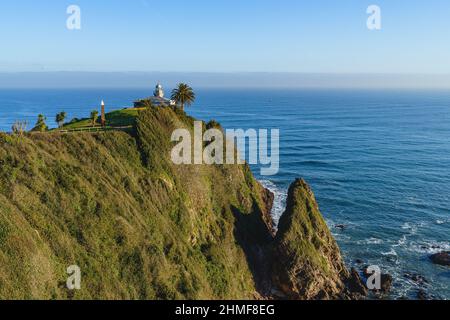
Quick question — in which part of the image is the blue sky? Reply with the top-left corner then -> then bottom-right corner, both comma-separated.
1,0 -> 450,73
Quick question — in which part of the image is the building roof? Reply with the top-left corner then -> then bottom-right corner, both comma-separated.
134,83 -> 175,107
148,96 -> 171,105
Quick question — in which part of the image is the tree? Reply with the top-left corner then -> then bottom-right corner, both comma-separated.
90,110 -> 99,126
171,83 -> 195,111
31,114 -> 48,132
56,111 -> 67,128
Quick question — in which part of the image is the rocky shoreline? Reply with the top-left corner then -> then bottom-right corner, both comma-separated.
329,226 -> 449,300
264,181 -> 450,300
251,179 -> 373,300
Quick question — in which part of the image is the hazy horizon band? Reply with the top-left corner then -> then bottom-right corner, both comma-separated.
1,72 -> 450,89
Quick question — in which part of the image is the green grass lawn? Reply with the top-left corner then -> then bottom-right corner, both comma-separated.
57,108 -> 142,131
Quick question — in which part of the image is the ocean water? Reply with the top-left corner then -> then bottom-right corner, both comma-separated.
0,88 -> 449,299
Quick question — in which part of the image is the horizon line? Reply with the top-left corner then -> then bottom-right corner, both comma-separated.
2,72 -> 450,90
1,71 -> 450,76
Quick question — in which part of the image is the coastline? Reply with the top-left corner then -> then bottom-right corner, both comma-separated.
0,88 -> 449,299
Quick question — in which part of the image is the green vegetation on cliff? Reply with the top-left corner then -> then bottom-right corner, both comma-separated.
272,179 -> 352,300
0,107 -> 358,300
58,108 -> 139,131
0,107 -> 272,299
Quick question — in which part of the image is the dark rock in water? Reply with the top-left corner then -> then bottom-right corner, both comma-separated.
335,224 -> 346,230
380,274 -> 393,294
346,268 -> 368,296
355,259 -> 364,264
362,265 -> 369,277
384,255 -> 398,264
404,272 -> 428,285
429,251 -> 450,266
362,265 -> 372,277
417,289 -> 428,300
420,244 -> 442,250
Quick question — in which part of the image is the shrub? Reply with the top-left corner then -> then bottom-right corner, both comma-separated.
31,114 -> 48,132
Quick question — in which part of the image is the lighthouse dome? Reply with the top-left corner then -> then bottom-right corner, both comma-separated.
154,83 -> 164,98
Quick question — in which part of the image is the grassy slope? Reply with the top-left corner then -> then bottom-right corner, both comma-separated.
60,108 -> 140,130
272,179 -> 349,299
0,107 -> 271,299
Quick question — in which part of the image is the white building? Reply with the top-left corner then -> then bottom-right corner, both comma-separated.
134,83 -> 176,108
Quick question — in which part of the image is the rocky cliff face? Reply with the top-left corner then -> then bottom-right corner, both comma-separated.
270,179 -> 353,299
0,107 -> 362,300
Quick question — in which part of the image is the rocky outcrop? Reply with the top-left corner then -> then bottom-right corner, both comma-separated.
429,251 -> 450,266
261,187 -> 275,236
417,289 -> 429,300
269,179 -> 361,299
379,274 -> 393,294
347,268 -> 368,296
404,272 -> 428,286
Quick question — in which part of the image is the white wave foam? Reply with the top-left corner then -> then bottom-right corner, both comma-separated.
259,180 -> 287,228
333,233 -> 352,241
406,240 -> 450,254
392,235 -> 407,247
381,248 -> 398,257
435,218 -> 450,225
401,222 -> 411,229
356,237 -> 383,245
400,221 -> 428,235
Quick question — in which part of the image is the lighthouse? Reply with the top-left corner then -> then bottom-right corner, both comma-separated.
154,82 -> 164,98
101,100 -> 106,127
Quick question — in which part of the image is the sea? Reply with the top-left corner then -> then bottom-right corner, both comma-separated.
0,88 -> 449,299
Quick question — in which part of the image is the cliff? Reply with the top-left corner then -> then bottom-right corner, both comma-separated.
272,179 -> 353,299
0,107 -> 361,299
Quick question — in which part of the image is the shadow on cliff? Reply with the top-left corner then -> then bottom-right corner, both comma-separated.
231,203 -> 274,297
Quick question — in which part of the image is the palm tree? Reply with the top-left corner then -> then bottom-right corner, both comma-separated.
32,114 -> 48,132
90,110 -> 99,126
171,83 -> 195,111
56,111 -> 67,128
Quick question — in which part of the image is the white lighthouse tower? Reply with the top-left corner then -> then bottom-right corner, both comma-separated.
154,82 -> 164,98
101,100 -> 106,127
